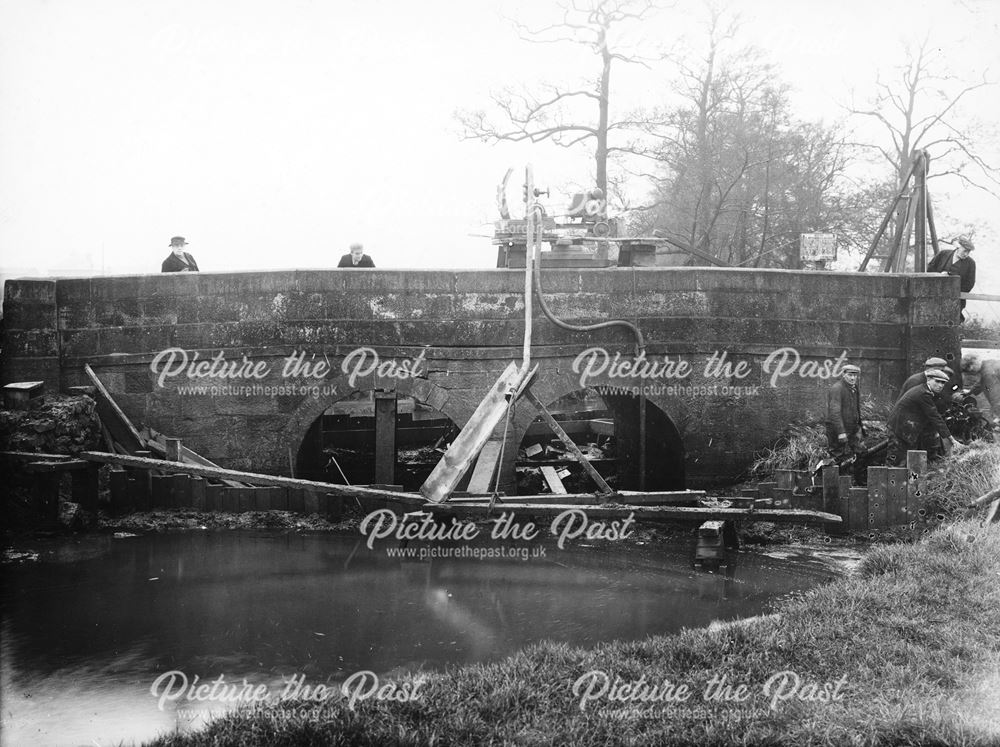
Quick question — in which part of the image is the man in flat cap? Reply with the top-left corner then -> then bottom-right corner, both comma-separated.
896,357 -> 960,407
927,237 -> 976,321
161,236 -> 199,272
826,364 -> 864,461
337,242 -> 375,268
886,368 -> 958,466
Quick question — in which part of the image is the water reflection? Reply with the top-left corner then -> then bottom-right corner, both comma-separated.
1,531 -> 837,746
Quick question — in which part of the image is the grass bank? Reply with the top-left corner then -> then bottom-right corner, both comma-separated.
146,518 -> 1000,747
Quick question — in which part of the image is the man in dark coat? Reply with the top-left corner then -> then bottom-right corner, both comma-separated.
886,369 -> 957,466
927,237 -> 976,320
826,364 -> 863,460
337,243 -> 375,268
161,236 -> 199,272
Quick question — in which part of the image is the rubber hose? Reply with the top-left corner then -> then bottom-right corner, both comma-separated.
532,259 -> 645,355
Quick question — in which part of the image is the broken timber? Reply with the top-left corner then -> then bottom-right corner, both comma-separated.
80,451 -> 426,506
430,502 -> 839,524
420,361 -> 526,503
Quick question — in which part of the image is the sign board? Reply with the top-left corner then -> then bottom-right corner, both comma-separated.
800,233 -> 837,261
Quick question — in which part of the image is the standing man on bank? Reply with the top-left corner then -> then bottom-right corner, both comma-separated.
337,243 -> 375,268
826,364 -> 863,461
161,236 -> 199,272
886,369 -> 958,466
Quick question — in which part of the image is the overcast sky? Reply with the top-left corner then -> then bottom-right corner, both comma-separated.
1,0 -> 998,324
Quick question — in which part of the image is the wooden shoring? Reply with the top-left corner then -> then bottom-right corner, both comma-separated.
420,361 -> 525,503
523,388 -> 614,496
83,364 -> 145,453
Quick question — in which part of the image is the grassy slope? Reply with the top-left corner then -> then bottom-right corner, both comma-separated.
147,520 -> 1000,747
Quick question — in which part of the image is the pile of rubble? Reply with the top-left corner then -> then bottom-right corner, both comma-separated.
0,394 -> 101,455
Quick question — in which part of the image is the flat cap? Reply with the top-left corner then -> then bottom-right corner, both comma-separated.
842,365 -> 861,374
923,357 -> 947,368
925,369 -> 950,382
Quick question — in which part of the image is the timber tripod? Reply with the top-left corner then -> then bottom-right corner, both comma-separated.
858,149 -> 941,273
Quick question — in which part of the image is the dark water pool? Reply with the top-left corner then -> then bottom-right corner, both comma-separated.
1,531 -> 840,746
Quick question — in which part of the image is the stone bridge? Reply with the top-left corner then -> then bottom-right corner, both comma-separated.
1,267 -> 961,489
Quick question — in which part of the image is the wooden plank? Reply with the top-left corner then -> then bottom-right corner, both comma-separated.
1,451 -> 74,462
303,490 -> 319,515
173,473 -> 192,509
467,439 -> 503,495
907,450 -> 929,538
83,364 -> 145,453
420,361 -> 524,503
887,467 -> 909,526
271,487 -> 289,511
868,467 -> 889,530
288,487 -> 305,514
448,489 -> 706,506
431,503 -> 841,524
205,483 -> 223,511
79,451 -> 427,506
191,477 -> 206,511
774,469 -> 795,490
24,460 -> 89,473
540,466 -> 568,495
374,392 -> 397,485
151,474 -> 170,509
71,464 -> 100,512
848,487 -> 869,535
524,388 -> 613,496
985,498 -> 1000,525
144,433 -> 246,488
772,487 -> 793,509
109,469 -> 127,510
834,478 -> 852,535
324,493 -> 344,521
165,438 -> 182,462
821,466 -> 840,517
33,472 -> 60,527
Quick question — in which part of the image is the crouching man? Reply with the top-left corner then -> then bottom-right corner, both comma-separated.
886,368 -> 958,466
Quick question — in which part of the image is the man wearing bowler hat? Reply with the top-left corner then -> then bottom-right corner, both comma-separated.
826,364 -> 863,461
886,368 -> 957,466
161,236 -> 199,272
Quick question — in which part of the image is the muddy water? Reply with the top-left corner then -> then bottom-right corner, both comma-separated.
1,531 -> 843,746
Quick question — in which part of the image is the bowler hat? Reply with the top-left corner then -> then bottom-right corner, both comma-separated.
169,236 -> 188,247
925,369 -> 950,382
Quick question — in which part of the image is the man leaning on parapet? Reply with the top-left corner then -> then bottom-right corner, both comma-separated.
825,364 -> 863,461
886,369 -> 958,467
337,243 -> 375,268
927,236 -> 976,322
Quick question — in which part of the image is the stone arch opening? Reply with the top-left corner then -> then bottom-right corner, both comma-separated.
295,391 -> 460,491
516,388 -> 685,494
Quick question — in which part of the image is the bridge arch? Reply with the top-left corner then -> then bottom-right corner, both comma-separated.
511,375 -> 687,492
282,375 -> 464,488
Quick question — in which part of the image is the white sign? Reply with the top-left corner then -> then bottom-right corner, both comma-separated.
800,233 -> 837,261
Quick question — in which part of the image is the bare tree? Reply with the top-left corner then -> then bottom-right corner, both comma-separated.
629,4 -> 851,268
455,0 -> 660,197
846,37 -> 998,195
